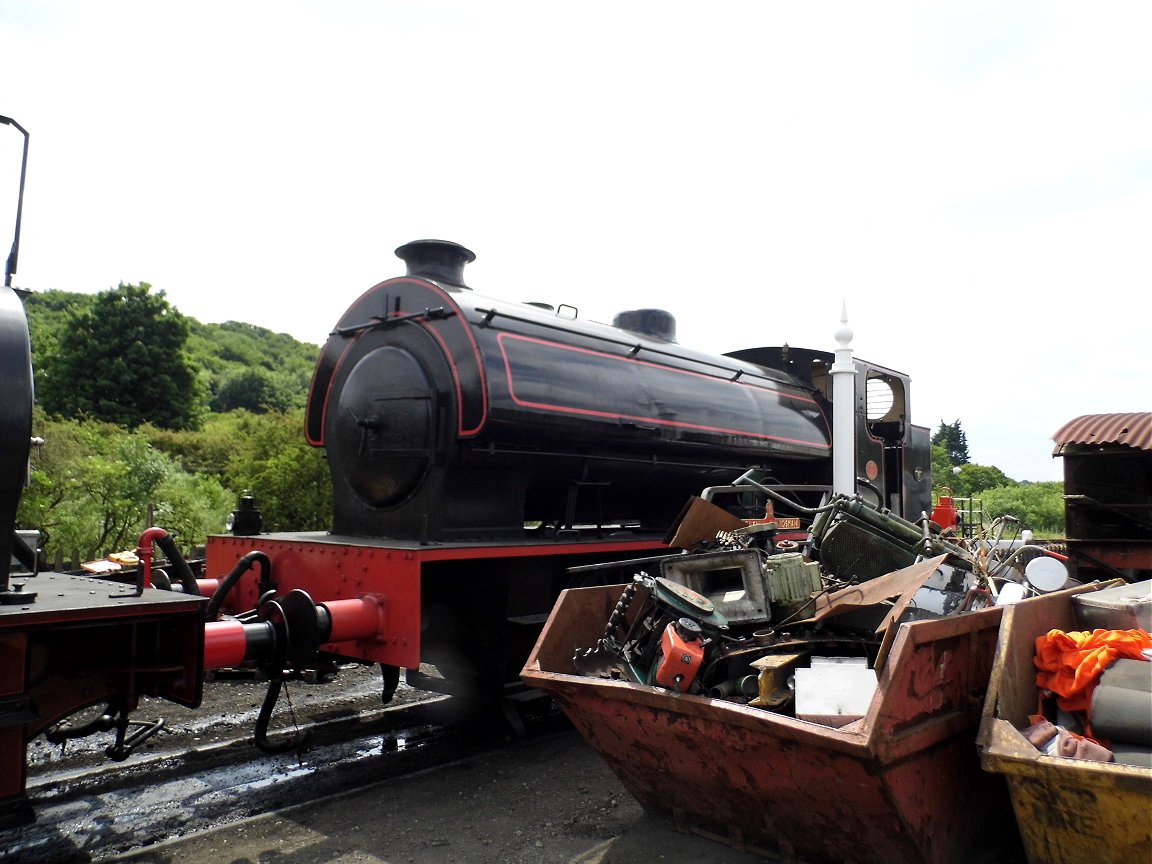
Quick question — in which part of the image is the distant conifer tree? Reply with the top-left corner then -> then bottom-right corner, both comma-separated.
931,419 -> 970,466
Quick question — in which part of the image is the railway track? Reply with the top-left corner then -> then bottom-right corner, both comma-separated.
3,666 -> 559,863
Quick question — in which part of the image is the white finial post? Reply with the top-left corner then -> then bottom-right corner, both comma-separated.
831,301 -> 856,498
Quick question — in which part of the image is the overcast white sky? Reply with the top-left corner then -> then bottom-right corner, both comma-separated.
3,1 -> 1149,482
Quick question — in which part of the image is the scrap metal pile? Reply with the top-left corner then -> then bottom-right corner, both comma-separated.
572,473 -> 1070,725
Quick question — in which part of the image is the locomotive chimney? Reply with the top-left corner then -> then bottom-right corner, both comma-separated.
395,239 -> 476,289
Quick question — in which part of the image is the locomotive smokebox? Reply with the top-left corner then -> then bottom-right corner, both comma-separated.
395,239 -> 475,289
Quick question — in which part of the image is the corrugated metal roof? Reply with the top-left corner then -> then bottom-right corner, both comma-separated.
1052,412 -> 1152,454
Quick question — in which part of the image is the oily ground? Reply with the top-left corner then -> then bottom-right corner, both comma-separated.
110,725 -> 774,864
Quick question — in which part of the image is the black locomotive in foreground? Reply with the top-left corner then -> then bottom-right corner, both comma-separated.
310,240 -> 928,544
213,236 -> 929,699
1,116 -> 931,827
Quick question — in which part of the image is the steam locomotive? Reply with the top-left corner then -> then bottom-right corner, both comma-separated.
1,115 -> 931,825
202,238 -> 930,698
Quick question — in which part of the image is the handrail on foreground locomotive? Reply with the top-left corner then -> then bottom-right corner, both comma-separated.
0,114 -> 28,294
1,114 -> 34,597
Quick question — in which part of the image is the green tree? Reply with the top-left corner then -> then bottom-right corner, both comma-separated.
210,368 -> 293,413
931,443 -> 957,493
931,420 -> 970,466
187,319 -> 317,412
36,283 -> 204,430
949,463 -> 1013,498
23,288 -> 96,368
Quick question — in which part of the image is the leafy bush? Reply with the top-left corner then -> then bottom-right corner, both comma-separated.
145,410 -> 331,532
979,482 -> 1065,537
210,368 -> 295,413
950,463 -> 1014,497
17,409 -> 234,554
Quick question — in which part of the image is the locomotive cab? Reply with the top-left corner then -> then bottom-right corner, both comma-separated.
725,345 -> 931,524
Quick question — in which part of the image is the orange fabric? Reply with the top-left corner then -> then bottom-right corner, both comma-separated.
1034,628 -> 1152,713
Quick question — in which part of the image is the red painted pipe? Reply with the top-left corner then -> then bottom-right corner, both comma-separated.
201,595 -> 386,671
203,618 -> 250,669
196,578 -> 221,597
135,527 -> 169,590
323,596 -> 385,644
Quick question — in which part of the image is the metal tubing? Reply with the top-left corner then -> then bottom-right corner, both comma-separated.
831,305 -> 856,498
205,551 -> 271,621
196,578 -> 221,597
134,527 -> 169,590
203,618 -> 249,669
322,596 -> 385,643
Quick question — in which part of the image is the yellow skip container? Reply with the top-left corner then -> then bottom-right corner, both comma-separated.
976,583 -> 1152,864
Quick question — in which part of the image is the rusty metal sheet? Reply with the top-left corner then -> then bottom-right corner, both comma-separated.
1052,412 -> 1152,454
803,555 -> 946,623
